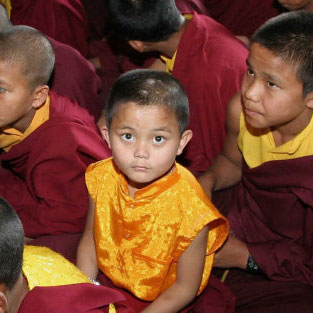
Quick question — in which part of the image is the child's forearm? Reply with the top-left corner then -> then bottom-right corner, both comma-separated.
76,235 -> 98,280
141,282 -> 196,313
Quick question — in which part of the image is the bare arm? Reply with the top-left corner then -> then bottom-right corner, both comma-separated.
198,92 -> 243,198
141,226 -> 209,313
76,197 -> 99,280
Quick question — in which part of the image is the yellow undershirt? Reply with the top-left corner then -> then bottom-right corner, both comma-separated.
0,96 -> 50,152
0,0 -> 11,18
238,112 -> 313,168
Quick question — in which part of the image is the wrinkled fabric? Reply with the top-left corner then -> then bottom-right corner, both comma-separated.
0,91 -> 110,238
86,158 -> 228,301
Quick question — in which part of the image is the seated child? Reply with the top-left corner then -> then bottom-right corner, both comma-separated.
0,197 -> 133,313
198,10 -> 313,313
77,69 -> 230,313
0,26 -> 110,250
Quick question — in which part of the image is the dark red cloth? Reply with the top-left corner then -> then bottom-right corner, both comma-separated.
174,12 -> 248,175
10,0 -> 89,57
98,272 -> 235,313
212,156 -> 313,312
18,283 -> 135,313
198,0 -> 280,37
175,0 -> 210,15
48,37 -> 104,120
0,91 -> 111,238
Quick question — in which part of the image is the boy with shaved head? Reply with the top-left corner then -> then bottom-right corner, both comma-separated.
0,25 -> 110,256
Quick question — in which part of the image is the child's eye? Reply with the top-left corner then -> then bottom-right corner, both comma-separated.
153,136 -> 165,144
121,133 -> 134,141
267,81 -> 278,88
0,87 -> 7,93
247,68 -> 254,77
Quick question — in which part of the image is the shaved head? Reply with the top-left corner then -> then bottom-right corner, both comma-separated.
0,25 -> 55,89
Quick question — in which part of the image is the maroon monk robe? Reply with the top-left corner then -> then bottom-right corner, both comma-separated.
173,12 -> 248,175
10,0 -> 89,57
48,37 -> 104,121
98,272 -> 235,313
201,0 -> 281,37
18,283 -> 135,313
212,156 -> 313,312
175,0 -> 210,15
0,91 -> 111,238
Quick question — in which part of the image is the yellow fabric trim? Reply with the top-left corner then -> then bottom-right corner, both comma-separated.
109,304 -> 117,313
238,112 -> 313,168
160,14 -> 193,73
0,96 -> 50,152
23,246 -> 91,289
0,0 -> 11,18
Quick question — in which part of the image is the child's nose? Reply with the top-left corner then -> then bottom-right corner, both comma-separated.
134,141 -> 149,158
244,79 -> 262,102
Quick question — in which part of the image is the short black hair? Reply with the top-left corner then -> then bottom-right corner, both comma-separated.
106,69 -> 190,134
0,25 -> 55,90
0,197 -> 24,290
107,0 -> 183,42
251,10 -> 313,97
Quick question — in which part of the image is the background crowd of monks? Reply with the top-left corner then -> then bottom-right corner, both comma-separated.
0,0 -> 313,312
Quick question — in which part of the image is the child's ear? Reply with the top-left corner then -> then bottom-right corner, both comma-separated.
31,85 -> 49,109
177,130 -> 193,156
305,91 -> 313,109
128,40 -> 147,53
0,291 -> 8,313
100,125 -> 111,148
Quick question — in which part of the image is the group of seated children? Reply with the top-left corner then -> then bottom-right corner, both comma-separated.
0,0 -> 313,312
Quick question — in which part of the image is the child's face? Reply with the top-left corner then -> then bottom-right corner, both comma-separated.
0,60 -> 36,132
241,42 -> 313,131
103,102 -> 192,190
278,0 -> 313,10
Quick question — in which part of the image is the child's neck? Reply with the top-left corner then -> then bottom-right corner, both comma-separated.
126,166 -> 175,198
158,16 -> 190,59
271,110 -> 313,146
7,274 -> 28,313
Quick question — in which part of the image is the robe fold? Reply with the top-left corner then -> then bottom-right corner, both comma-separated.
18,283 -> 134,313
173,12 -> 248,175
227,158 -> 313,285
228,156 -> 313,286
176,0 -> 281,37
205,0 -> 281,36
98,272 -> 235,313
10,0 -> 89,57
0,91 -> 110,238
212,156 -> 313,312
49,37 -> 104,120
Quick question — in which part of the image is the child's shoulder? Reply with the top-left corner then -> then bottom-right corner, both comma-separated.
175,163 -> 211,202
86,157 -> 114,175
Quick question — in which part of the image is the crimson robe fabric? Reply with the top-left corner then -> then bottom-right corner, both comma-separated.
98,272 -> 235,313
18,283 -> 135,313
173,12 -> 248,175
10,0 -> 89,57
0,91 -> 110,238
204,0 -> 281,37
212,156 -> 313,312
49,37 -> 104,120
175,0 -> 281,37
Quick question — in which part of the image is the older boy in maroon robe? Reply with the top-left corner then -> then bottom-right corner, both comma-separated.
199,11 -> 313,312
0,26 -> 110,255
